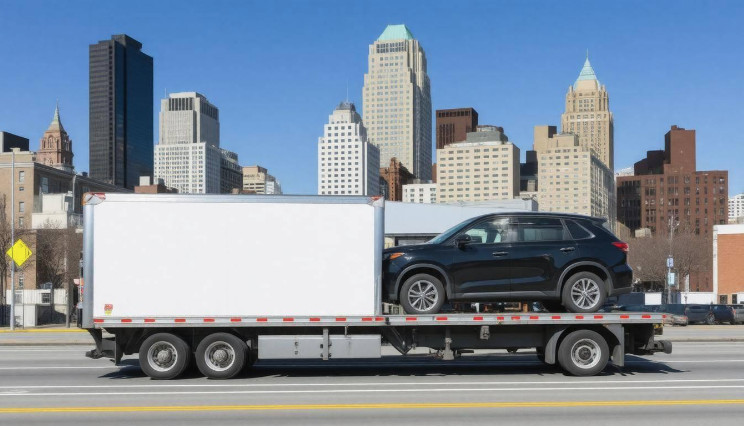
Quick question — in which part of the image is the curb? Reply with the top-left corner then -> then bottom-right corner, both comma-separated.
0,329 -> 85,334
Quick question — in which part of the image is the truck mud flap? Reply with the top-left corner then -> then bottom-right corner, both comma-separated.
85,329 -> 119,362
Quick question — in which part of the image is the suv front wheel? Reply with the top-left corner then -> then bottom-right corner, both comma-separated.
562,271 -> 607,313
400,273 -> 445,314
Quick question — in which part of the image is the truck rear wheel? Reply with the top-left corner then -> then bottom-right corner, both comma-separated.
139,333 -> 191,380
557,330 -> 609,376
195,333 -> 247,379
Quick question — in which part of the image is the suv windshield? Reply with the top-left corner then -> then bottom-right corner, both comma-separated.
428,217 -> 478,245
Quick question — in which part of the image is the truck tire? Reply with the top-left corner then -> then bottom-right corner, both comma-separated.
561,272 -> 607,313
139,333 -> 191,380
400,273 -> 445,314
557,330 -> 609,376
195,333 -> 247,379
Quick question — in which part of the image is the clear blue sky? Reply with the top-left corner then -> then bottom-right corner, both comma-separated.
1,0 -> 743,194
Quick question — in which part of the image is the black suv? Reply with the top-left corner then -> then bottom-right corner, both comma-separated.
382,213 -> 632,314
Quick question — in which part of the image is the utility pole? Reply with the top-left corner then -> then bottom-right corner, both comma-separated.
666,216 -> 677,305
9,150 -> 15,330
65,173 -> 78,328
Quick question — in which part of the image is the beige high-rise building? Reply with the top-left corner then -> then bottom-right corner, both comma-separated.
363,24 -> 431,180
561,55 -> 614,170
242,165 -> 282,195
436,127 -> 520,203
533,126 -> 615,223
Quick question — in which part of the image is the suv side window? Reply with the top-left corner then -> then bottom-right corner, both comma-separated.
461,217 -> 513,244
515,217 -> 568,242
566,220 -> 593,240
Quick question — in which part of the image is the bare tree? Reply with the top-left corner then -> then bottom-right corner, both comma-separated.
35,221 -> 83,324
628,226 -> 712,292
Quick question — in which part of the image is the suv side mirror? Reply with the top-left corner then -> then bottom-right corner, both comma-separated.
455,234 -> 472,248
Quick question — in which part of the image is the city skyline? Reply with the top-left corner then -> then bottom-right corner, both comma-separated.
2,1 -> 743,195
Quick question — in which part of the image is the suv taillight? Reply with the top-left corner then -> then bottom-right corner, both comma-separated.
612,242 -> 629,253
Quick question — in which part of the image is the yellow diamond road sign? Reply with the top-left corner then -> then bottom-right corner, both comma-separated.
6,239 -> 32,267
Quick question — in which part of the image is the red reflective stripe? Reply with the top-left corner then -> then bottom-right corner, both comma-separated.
529,316 -> 539,320
511,316 -> 521,320
405,317 -> 417,321
309,317 -> 321,322
375,317 -> 385,322
473,316 -> 484,321
594,315 -> 604,319
283,317 -> 294,322
230,318 -> 241,322
551,315 -> 561,320
174,318 -> 186,323
336,317 -> 347,322
436,316 -> 448,321
93,318 -> 104,323
120,319 -> 132,323
620,314 -> 630,319
662,314 -> 667,319
642,314 -> 651,319
144,318 -> 155,323
203,318 -> 215,323
362,317 -> 373,322
575,315 -> 585,320
257,317 -> 268,322
497,316 -> 505,321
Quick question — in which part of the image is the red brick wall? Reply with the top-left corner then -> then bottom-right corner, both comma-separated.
717,233 -> 744,300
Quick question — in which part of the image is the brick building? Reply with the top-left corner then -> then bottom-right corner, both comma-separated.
379,157 -> 414,201
435,108 -> 478,150
713,224 -> 744,303
617,126 -> 728,236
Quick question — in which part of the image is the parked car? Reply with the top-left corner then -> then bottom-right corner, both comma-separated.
711,304 -> 737,324
382,212 -> 632,314
661,304 -> 714,325
731,305 -> 744,325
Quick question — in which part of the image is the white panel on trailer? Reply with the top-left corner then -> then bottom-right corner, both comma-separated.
91,195 -> 381,318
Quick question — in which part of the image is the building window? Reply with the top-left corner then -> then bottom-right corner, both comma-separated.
18,171 -> 25,183
18,201 -> 24,213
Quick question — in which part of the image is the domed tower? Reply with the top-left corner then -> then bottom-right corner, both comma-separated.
38,103 -> 74,172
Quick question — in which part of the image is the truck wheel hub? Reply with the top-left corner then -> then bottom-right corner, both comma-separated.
157,350 -> 173,364
213,349 -> 228,363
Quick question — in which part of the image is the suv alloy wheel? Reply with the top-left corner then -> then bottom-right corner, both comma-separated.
561,271 -> 607,313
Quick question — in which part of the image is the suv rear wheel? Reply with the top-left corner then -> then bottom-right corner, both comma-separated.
562,271 -> 607,313
400,273 -> 445,314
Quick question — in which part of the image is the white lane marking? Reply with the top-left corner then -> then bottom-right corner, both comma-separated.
1,378 -> 744,390
3,385 -> 744,397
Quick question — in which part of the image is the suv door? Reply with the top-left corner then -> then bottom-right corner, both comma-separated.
448,216 -> 515,298
508,216 -> 577,297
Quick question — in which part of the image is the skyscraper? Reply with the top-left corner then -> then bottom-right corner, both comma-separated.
363,24 -> 431,180
37,104 -> 74,172
154,92 -> 221,194
436,107 -> 478,150
89,34 -> 153,189
533,125 -> 614,222
318,101 -> 380,196
560,54 -> 614,170
436,127 -> 521,203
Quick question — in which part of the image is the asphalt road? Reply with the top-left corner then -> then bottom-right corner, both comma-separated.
0,334 -> 743,425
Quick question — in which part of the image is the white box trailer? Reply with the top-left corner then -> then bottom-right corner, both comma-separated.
81,193 -> 670,379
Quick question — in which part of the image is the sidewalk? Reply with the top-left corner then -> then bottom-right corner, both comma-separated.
0,325 -> 93,346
